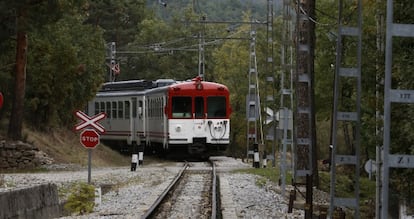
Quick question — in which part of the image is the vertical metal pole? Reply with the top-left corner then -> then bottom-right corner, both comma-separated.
294,0 -> 315,217
329,0 -> 362,218
110,42 -> 116,82
198,16 -> 206,80
375,1 -> 384,217
88,149 -> 92,184
279,0 -> 294,195
381,0 -> 392,218
246,27 -> 259,161
375,0 -> 384,219
265,0 -> 276,167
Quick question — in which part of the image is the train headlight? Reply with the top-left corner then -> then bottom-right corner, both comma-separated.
175,125 -> 182,132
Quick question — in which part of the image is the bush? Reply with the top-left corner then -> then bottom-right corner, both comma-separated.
64,182 -> 95,215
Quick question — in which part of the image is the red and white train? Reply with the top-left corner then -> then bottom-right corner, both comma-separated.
87,77 -> 231,157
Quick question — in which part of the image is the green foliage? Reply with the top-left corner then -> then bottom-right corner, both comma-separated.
64,182 -> 96,215
148,0 -> 268,21
85,0 -> 146,46
25,14 -> 105,129
319,171 -> 376,218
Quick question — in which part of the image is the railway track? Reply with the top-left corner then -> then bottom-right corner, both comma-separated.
2,156 -> 308,218
142,160 -> 219,219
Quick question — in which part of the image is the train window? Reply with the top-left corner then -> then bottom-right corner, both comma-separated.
158,98 -> 161,118
118,101 -> 123,119
106,102 -> 111,118
132,98 -> 137,118
172,96 -> 191,118
195,96 -> 204,118
112,101 -> 117,119
125,101 -> 130,119
152,99 -> 155,118
207,96 -> 226,118
149,99 -> 153,117
138,100 -> 143,117
94,102 -> 99,115
155,99 -> 158,118
100,102 -> 105,113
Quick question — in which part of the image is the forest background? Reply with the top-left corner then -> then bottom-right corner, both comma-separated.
0,0 -> 413,212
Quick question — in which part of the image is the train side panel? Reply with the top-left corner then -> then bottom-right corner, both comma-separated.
144,87 -> 169,151
87,91 -> 145,148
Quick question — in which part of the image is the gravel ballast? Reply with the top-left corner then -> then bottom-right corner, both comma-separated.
1,157 -> 309,218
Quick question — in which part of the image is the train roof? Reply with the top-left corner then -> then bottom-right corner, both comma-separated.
99,80 -> 152,92
169,77 -> 229,91
96,89 -> 145,97
99,79 -> 176,92
95,77 -> 228,97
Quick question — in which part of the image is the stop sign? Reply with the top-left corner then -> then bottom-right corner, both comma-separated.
80,129 -> 100,149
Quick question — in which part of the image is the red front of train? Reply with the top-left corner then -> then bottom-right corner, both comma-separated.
162,77 -> 231,156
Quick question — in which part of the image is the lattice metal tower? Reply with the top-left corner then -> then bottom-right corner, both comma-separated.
246,26 -> 264,157
198,16 -> 206,80
264,0 -> 276,167
328,0 -> 362,218
278,0 -> 295,195
294,0 -> 316,217
108,42 -> 116,82
381,0 -> 414,218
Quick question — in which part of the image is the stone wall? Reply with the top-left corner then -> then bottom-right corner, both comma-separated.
0,140 -> 53,169
0,183 -> 61,219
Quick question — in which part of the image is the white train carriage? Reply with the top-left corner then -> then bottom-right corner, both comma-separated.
87,79 -> 154,149
87,77 -> 231,156
88,89 -> 145,147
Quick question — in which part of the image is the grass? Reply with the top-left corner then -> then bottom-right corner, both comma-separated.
24,128 -> 130,167
0,124 -> 130,173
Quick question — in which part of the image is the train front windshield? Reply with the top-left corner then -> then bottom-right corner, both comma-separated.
171,96 -> 227,119
172,97 -> 192,118
207,96 -> 226,118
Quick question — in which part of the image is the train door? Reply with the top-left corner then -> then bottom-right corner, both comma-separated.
104,101 -> 111,130
193,96 -> 206,137
162,95 -> 168,150
138,97 -> 146,145
130,97 -> 137,145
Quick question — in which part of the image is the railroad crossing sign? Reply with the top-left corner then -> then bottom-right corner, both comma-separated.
73,110 -> 106,184
74,110 -> 106,133
80,129 -> 100,149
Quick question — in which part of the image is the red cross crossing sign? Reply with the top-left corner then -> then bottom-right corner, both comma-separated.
74,110 -> 106,133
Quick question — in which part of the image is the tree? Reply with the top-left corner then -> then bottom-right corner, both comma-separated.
8,2 -> 28,140
25,15 -> 105,128
3,0 -> 105,136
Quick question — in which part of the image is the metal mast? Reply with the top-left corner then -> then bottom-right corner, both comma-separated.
246,25 -> 263,158
381,0 -> 414,218
328,0 -> 362,218
198,16 -> 206,80
265,0 -> 276,167
108,42 -> 116,82
279,0 -> 295,196
294,0 -> 316,218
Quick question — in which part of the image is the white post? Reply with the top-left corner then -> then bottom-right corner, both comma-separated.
131,154 -> 138,171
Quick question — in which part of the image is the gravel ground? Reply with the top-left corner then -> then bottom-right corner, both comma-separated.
0,157 -> 312,218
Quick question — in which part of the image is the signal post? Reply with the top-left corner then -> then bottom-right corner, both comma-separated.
74,110 -> 106,184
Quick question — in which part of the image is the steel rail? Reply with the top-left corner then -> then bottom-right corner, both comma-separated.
211,160 -> 218,219
141,162 -> 189,219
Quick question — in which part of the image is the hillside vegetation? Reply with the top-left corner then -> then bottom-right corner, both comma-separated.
27,129 -> 130,167
0,124 -> 129,168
